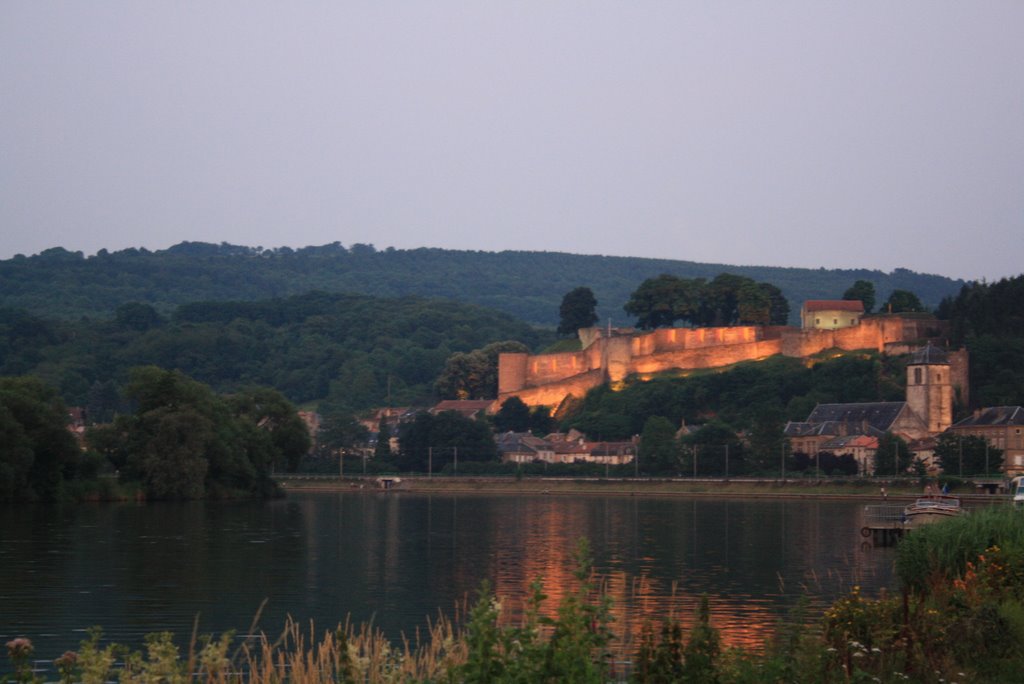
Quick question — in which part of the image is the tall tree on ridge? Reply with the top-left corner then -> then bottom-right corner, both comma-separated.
557,287 -> 599,336
843,280 -> 876,314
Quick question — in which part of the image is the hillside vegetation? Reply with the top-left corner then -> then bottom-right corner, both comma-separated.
940,274 -> 1024,407
0,291 -> 554,413
0,242 -> 962,325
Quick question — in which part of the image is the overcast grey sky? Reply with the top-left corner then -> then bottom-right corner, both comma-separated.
2,2 -> 1021,281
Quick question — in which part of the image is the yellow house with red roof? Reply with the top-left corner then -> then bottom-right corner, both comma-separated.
800,300 -> 864,330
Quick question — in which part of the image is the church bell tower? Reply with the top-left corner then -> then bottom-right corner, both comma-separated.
905,343 -> 953,434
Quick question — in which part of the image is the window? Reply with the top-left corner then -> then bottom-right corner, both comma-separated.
936,373 -> 941,382
833,319 -> 838,325
914,368 -> 922,384
815,318 -> 820,325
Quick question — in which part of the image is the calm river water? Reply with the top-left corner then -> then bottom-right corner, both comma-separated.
1,490 -> 895,659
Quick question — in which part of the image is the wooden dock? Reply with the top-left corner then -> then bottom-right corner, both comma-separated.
861,503 -> 909,545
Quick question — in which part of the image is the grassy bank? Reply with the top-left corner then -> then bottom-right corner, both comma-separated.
277,475 -> 1003,503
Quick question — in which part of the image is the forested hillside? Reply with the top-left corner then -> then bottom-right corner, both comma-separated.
939,275 -> 1024,407
0,242 -> 962,325
0,292 -> 554,413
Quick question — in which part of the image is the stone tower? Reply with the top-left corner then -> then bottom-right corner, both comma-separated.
905,343 -> 953,434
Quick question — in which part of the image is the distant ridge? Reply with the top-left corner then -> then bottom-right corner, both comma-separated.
0,242 -> 964,326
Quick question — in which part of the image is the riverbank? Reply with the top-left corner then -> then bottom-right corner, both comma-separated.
276,475 -> 1007,504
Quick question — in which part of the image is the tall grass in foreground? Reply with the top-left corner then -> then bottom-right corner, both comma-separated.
7,515 -> 1024,683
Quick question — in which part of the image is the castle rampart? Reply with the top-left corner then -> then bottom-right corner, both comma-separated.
497,315 -> 947,410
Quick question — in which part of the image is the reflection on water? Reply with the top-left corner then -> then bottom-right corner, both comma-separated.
0,492 -> 894,657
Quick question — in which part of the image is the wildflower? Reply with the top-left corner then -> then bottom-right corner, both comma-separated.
6,637 -> 33,659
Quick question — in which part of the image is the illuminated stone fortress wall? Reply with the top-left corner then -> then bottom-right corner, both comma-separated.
498,316 -> 944,410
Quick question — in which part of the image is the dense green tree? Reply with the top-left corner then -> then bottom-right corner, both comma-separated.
227,387 -> 311,472
884,289 -> 925,313
747,407 -> 786,473
0,376 -> 81,500
374,418 -> 393,461
935,276 -> 1024,407
703,273 -> 749,325
569,409 -> 635,442
760,282 -> 791,325
114,302 -> 163,331
529,406 -> 555,435
934,433 -> 1003,477
129,405 -> 212,499
625,273 -> 790,329
736,281 -> 771,325
493,396 -> 532,433
94,367 -> 289,498
638,416 -> 679,473
397,410 -> 498,471
557,287 -> 599,336
624,275 -> 704,329
678,421 -> 743,476
434,341 -> 529,400
939,275 -> 1024,343
317,411 -> 369,454
843,280 -> 876,314
873,432 -> 912,477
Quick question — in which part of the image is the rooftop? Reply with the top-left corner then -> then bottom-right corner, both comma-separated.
951,406 -> 1024,429
802,300 -> 865,313
910,343 -> 949,366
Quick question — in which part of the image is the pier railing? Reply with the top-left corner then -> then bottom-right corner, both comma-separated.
863,503 -> 906,527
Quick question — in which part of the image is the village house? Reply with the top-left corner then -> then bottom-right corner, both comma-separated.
430,399 -> 494,419
496,432 -> 556,463
67,406 -> 87,447
494,431 -> 637,466
357,406 -> 416,435
817,434 -> 879,477
800,300 -> 864,330
947,406 -> 1024,476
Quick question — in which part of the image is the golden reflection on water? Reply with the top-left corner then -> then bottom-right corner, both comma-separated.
409,494 -> 893,653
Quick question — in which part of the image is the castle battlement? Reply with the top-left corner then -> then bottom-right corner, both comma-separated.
498,315 -> 952,410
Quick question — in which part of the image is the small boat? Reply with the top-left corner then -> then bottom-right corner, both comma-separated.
1011,476 -> 1024,507
903,495 -> 962,528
